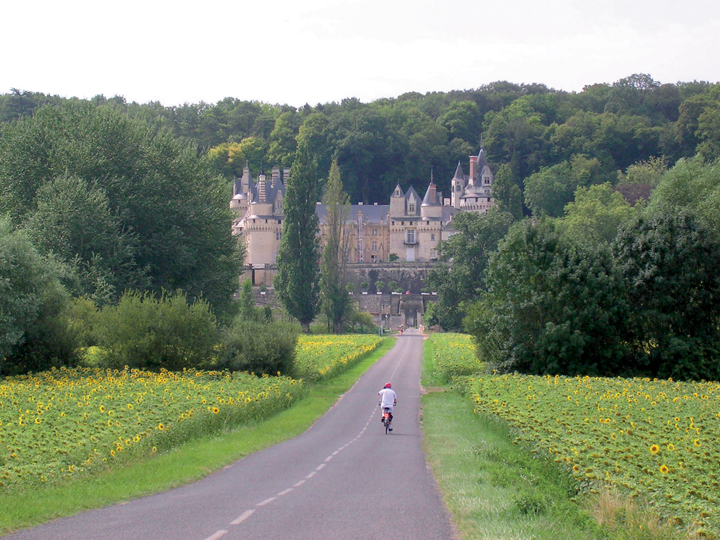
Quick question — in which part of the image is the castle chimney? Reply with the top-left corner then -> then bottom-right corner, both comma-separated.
258,174 -> 266,202
282,167 -> 291,184
469,155 -> 478,184
271,167 -> 280,188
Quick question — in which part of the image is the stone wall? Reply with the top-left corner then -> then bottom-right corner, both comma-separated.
241,261 -> 439,295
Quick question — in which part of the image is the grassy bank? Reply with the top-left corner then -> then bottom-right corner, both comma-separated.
0,337 -> 394,535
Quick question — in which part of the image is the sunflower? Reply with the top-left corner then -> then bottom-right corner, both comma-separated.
660,465 -> 669,474
650,445 -> 660,454
667,443 -> 675,451
212,407 -> 220,414
694,439 -> 702,447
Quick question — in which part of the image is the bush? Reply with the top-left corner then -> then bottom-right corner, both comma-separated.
374,280 -> 385,293
219,319 -> 298,376
345,311 -> 378,333
95,290 -> 218,371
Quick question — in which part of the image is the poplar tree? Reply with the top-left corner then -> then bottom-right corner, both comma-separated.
320,161 -> 353,333
274,141 -> 320,332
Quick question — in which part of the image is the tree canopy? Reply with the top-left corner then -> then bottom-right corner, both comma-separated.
0,103 -> 241,312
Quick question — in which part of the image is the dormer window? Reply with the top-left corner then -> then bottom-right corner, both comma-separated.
484,176 -> 490,185
408,202 -> 416,213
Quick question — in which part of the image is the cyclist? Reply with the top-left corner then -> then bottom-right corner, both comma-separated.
378,382 -> 397,431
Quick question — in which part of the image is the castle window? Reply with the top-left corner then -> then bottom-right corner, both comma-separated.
484,176 -> 490,184
372,240 -> 377,252
431,233 -> 435,241
373,229 -> 377,236
276,231 -> 282,241
408,202 -> 416,213
405,230 -> 416,244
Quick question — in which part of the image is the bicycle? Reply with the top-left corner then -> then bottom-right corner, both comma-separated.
381,407 -> 393,434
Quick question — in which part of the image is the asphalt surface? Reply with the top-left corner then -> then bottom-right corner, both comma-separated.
6,330 -> 456,540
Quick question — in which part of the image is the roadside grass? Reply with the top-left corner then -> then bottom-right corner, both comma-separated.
421,336 -> 682,540
422,389 -> 604,540
0,337 -> 395,536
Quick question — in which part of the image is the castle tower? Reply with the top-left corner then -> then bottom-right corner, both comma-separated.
450,161 -> 465,209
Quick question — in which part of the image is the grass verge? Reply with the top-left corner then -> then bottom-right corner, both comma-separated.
422,389 -> 604,540
0,337 -> 395,536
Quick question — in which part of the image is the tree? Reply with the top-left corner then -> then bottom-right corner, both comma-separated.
238,278 -> 258,321
426,208 -> 514,330
466,219 -> 631,376
267,111 -> 300,168
320,162 -> 353,333
491,164 -> 523,220
648,156 -> 720,236
274,140 -> 321,332
613,210 -> 720,380
0,217 -> 77,375
555,183 -> 636,245
524,155 -> 602,217
21,174 -> 139,304
0,104 -> 242,313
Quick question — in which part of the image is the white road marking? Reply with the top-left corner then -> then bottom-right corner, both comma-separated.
306,471 -> 316,479
294,479 -> 306,487
230,510 -> 255,525
256,497 -> 276,507
278,488 -> 293,496
324,456 -> 333,462
316,463 -> 326,471
203,530 -> 227,540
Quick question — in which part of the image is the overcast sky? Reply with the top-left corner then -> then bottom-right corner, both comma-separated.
3,0 -> 719,107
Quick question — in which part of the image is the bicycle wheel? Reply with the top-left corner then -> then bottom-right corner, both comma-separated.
384,416 -> 389,434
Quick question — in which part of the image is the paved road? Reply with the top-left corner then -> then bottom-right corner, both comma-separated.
6,331 -> 456,540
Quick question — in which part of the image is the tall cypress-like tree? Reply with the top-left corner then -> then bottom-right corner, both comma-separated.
274,141 -> 321,332
320,161 -> 353,333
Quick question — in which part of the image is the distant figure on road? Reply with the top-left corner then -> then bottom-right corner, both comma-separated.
378,382 -> 397,431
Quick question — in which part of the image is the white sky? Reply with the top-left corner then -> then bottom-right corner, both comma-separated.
2,0 -> 719,107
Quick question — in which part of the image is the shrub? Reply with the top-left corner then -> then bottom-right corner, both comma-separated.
346,311 -> 378,333
219,319 -> 298,376
95,290 -> 218,371
374,280 -> 385,293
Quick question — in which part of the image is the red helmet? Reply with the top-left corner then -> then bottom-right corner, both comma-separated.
384,382 -> 392,388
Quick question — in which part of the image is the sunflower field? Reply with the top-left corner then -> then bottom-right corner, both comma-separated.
294,335 -> 383,381
460,372 -> 720,538
429,333 -> 484,382
0,367 -> 303,490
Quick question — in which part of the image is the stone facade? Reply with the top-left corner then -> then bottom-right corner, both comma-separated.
231,147 -> 495,285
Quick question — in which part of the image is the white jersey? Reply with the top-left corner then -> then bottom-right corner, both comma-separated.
378,388 -> 397,410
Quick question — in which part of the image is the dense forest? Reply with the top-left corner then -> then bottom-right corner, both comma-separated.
2,73 -> 719,206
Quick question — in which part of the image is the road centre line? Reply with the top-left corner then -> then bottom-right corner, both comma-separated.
230,510 -> 255,525
306,471 -> 316,479
256,497 -> 276,507
316,464 -> 326,471
278,488 -> 293,496
294,479 -> 306,487
203,530 -> 227,540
